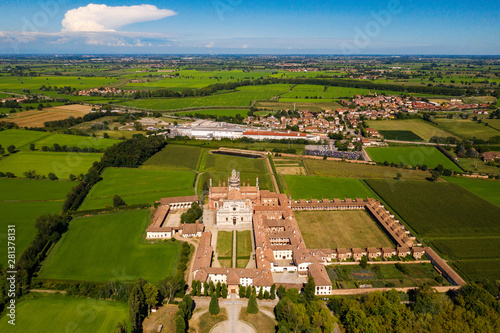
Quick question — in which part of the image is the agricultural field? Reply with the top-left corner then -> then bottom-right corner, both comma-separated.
32,132 -> 118,150
119,86 -> 289,110
173,109 -> 249,118
365,119 -> 456,141
295,210 -> 393,249
39,209 -> 181,282
236,230 -> 252,268
365,146 -> 461,171
327,263 -> 448,289
365,180 -> 500,239
433,118 -> 500,140
0,75 -> 120,94
7,104 -> 93,127
141,144 -> 204,171
217,231 -> 233,267
444,177 -> 500,207
0,179 -> 74,266
365,179 -> 500,282
0,151 -> 102,179
79,167 -> 196,210
452,260 -> 500,283
303,158 -> 431,181
0,128 -> 51,149
200,153 -> 273,191
280,84 -> 403,100
0,293 -> 129,332
455,156 -> 500,176
284,175 -> 374,200
378,130 -> 424,141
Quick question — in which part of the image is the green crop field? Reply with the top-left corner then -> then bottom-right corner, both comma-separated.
452,260 -> 500,283
0,293 -> 129,332
365,180 -> 500,238
79,167 -> 196,210
366,120 -> 456,141
0,178 -> 75,266
173,109 -> 249,118
365,179 -> 500,282
0,75 -> 120,94
200,153 -> 273,191
0,151 -> 102,179
444,177 -> 500,207
32,133 -> 118,150
280,84 -> 403,99
284,175 -> 374,200
217,231 -> 233,266
378,130 -> 424,141
0,129 -> 51,149
295,210 -> 393,249
365,146 -> 461,171
303,158 -> 431,181
430,238 -> 500,260
141,144 -> 204,170
434,118 -> 500,140
39,209 -> 181,282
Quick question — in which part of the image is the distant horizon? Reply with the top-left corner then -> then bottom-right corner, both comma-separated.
0,1 -> 498,55
1,53 -> 499,57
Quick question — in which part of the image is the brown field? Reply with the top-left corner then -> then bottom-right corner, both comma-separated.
295,210 -> 394,249
142,304 -> 177,333
239,307 -> 277,333
276,166 -> 306,175
9,105 -> 92,127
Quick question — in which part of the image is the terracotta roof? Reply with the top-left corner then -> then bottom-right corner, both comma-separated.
308,264 -> 331,287
161,195 -> 199,205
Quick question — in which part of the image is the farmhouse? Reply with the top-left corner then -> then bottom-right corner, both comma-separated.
482,151 -> 500,162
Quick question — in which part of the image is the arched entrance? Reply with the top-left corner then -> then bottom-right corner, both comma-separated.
233,217 -> 237,225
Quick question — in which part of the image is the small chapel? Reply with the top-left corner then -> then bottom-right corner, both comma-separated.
208,169 -> 260,227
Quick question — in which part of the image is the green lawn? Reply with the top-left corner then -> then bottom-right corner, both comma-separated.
0,151 -> 102,179
141,144 -> 204,171
39,210 -> 181,283
366,119 -> 456,142
284,175 -> 374,200
200,153 -> 273,191
0,293 -> 129,332
0,178 -> 75,201
365,146 -> 461,172
295,210 -> 393,249
445,177 -> 500,207
217,231 -> 233,266
79,167 -> 196,210
434,118 -> 500,140
378,130 -> 424,142
236,231 -> 252,268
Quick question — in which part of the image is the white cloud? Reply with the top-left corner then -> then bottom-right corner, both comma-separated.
242,44 -> 248,49
62,4 -> 176,32
205,41 -> 214,48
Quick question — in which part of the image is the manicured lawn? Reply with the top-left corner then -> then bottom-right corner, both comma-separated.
303,158 -> 431,181
0,293 -> 129,333
217,231 -> 233,262
196,308 -> 228,333
239,307 -> 277,332
39,210 -> 181,283
0,151 -> 102,179
444,177 -> 500,207
284,175 -> 374,200
141,144 -> 204,170
365,146 -> 461,172
366,119 -> 457,141
236,231 -> 252,268
434,118 -> 500,140
294,210 -> 393,249
200,153 -> 273,191
79,167 -> 196,210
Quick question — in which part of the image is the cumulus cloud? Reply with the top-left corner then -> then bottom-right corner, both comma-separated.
62,4 -> 176,32
205,41 -> 214,48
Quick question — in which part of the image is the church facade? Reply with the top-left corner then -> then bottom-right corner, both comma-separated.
208,169 -> 259,228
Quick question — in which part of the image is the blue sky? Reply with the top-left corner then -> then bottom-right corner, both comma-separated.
0,0 -> 498,54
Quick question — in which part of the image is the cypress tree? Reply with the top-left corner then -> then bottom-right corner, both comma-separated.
247,293 -> 259,314
209,293 -> 220,315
